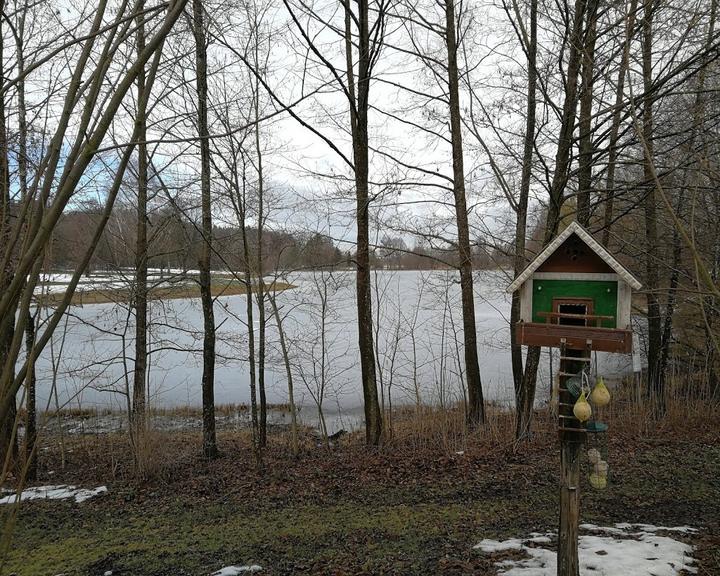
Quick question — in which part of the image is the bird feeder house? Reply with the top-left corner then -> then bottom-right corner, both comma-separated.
507,221 -> 642,353
508,221 -> 641,576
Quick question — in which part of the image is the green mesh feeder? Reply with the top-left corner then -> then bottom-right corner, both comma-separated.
586,427 -> 609,490
565,374 -> 584,399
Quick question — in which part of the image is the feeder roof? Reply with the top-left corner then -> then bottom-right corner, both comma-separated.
507,221 -> 642,293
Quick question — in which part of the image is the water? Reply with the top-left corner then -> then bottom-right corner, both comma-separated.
28,270 -> 635,432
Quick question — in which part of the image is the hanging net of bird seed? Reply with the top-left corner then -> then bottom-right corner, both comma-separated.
585,374 -> 610,490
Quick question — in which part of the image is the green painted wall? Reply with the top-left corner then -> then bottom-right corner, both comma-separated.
531,279 -> 617,328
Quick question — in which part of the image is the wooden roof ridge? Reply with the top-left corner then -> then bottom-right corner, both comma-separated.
507,221 -> 643,293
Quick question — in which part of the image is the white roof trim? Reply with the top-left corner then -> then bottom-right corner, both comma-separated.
507,221 -> 642,293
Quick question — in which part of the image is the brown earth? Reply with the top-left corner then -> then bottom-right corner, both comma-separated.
2,407 -> 718,575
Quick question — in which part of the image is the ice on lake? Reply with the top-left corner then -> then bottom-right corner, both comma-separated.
27,270 -> 638,431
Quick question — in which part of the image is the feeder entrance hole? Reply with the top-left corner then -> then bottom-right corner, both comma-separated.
554,299 -> 594,326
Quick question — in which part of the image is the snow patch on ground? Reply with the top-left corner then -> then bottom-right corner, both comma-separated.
475,524 -> 697,576
0,484 -> 107,504
596,523 -> 697,534
211,566 -> 262,575
477,533 -> 553,553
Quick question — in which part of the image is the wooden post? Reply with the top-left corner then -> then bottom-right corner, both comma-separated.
557,342 -> 590,576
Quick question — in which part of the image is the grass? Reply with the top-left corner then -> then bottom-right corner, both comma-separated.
6,500 -> 492,575
2,401 -> 719,576
2,466 -> 555,576
36,279 -> 295,306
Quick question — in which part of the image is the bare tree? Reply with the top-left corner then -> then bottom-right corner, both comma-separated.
269,289 -> 299,455
641,0 -> 662,408
576,0 -> 599,226
294,269 -> 353,447
601,0 -> 639,247
345,0 -> 386,444
505,0 -> 538,440
131,0 -> 150,457
0,0 -> 187,470
193,0 -> 218,458
250,0 -> 269,448
385,0 -> 486,427
444,0 -> 485,426
266,0 -> 389,444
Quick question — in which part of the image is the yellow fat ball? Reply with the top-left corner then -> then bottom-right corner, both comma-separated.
589,473 -> 607,490
573,391 -> 592,423
590,377 -> 611,407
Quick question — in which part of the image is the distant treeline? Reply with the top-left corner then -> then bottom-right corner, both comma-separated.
48,203 -> 510,273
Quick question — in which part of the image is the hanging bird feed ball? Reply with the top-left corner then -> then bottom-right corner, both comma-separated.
573,391 -> 592,423
590,376 -> 610,407
588,473 -> 607,490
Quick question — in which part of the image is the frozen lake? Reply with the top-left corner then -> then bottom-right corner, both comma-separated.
27,270 -> 636,430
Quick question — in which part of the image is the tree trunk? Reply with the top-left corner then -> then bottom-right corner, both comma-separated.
257,279 -> 266,450
0,326 -> 17,477
545,0 -> 586,238
700,0 -> 718,399
240,157 -> 260,462
346,0 -> 382,445
658,0 -> 715,406
254,33 -> 267,447
602,0 -> 638,247
706,238 -> 720,399
445,0 -> 484,427
0,5 -> 18,472
516,342 -> 541,441
24,312 -> 36,480
657,207 -> 681,405
270,294 -> 298,456
132,0 -> 148,441
641,0 -> 662,407
512,0 -> 537,438
193,0 -> 218,458
16,5 -> 36,480
576,0 -> 599,227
